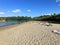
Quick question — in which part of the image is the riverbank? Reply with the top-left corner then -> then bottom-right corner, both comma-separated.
0,21 -> 28,30
0,21 -> 60,45
0,24 -> 19,30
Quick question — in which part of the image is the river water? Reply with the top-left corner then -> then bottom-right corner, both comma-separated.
0,21 -> 20,26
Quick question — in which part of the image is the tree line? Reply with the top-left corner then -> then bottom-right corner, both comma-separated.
0,16 -> 32,22
0,13 -> 60,23
33,13 -> 60,23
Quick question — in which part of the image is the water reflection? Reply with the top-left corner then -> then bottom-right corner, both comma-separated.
0,21 -> 19,26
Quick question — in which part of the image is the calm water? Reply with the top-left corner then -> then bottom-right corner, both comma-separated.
0,21 -> 20,26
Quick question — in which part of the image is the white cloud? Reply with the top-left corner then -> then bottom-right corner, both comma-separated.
27,9 -> 31,12
0,12 -> 5,14
23,14 -> 26,15
12,9 -> 21,13
58,4 -> 60,6
45,14 -> 51,15
8,11 -> 10,12
56,0 -> 60,2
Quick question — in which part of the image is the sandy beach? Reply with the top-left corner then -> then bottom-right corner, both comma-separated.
0,21 -> 60,45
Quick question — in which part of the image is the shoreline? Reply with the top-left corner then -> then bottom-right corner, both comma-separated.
0,24 -> 20,30
0,21 -> 28,30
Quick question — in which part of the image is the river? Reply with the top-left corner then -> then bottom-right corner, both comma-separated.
0,21 -> 20,26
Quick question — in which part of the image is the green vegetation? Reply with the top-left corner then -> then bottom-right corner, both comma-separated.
0,17 -> 6,22
33,13 -> 60,23
33,13 -> 60,21
0,16 -> 32,22
0,13 -> 60,23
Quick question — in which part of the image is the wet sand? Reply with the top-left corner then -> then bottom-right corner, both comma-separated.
0,21 -> 60,45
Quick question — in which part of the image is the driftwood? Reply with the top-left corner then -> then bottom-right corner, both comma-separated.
52,30 -> 60,35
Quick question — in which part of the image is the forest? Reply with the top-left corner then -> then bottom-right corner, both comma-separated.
0,13 -> 60,23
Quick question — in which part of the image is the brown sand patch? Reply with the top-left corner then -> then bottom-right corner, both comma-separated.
0,21 -> 60,45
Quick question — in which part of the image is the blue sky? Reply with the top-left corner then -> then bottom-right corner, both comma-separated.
0,0 -> 60,17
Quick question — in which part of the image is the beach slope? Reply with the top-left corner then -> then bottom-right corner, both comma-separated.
0,21 -> 60,45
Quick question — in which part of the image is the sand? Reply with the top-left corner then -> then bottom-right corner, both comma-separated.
0,21 -> 60,45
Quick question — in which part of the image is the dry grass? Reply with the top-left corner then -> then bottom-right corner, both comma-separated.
0,21 -> 60,45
